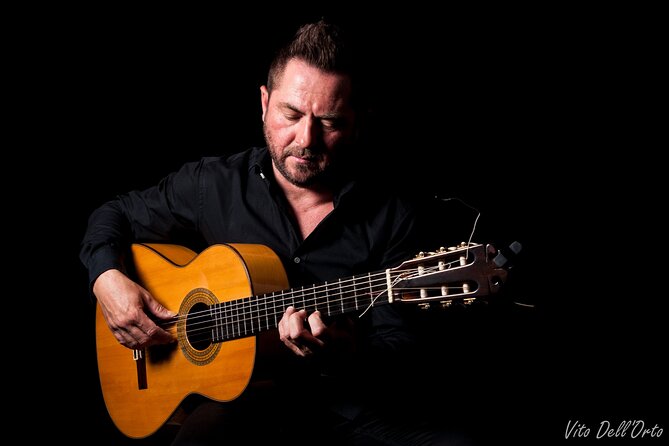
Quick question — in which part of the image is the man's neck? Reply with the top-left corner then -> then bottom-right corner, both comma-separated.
272,164 -> 334,210
272,164 -> 334,239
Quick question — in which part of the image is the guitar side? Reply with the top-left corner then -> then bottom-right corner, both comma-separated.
95,243 -> 289,438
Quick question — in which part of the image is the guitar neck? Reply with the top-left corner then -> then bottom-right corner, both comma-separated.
208,271 -> 389,343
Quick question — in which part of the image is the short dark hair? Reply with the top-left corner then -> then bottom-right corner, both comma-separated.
267,20 -> 356,94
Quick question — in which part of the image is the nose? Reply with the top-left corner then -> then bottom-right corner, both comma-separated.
296,116 -> 320,148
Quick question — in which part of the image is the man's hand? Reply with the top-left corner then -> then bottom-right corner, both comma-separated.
93,269 -> 176,349
278,306 -> 355,358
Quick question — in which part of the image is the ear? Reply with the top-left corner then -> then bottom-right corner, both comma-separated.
260,86 -> 269,122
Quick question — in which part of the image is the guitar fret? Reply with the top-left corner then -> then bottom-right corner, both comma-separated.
210,305 -> 216,342
256,296 -> 262,333
339,279 -> 344,314
223,304 -> 227,340
222,301 -> 228,339
325,281 -> 330,316
341,278 -> 356,315
243,298 -> 248,335
210,304 -> 217,342
368,272 -> 373,300
229,300 -> 235,339
222,302 -> 227,341
249,297 -> 254,334
251,296 -> 262,333
227,300 -> 232,339
311,287 -> 317,313
222,301 -> 229,340
305,286 -> 312,312
209,305 -> 216,342
249,297 -> 255,334
309,285 -> 318,313
248,298 -> 252,335
272,291 -> 278,328
247,297 -> 253,334
263,293 -> 269,331
235,298 -> 241,338
216,303 -> 222,342
352,275 -> 358,311
239,298 -> 245,336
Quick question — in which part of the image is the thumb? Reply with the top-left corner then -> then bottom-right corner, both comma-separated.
142,292 -> 177,319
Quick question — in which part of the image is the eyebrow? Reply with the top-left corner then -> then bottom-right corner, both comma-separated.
278,102 -> 344,120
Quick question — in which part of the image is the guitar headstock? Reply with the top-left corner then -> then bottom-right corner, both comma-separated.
387,241 -> 520,309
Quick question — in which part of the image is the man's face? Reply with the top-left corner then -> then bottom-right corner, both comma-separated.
261,58 -> 356,187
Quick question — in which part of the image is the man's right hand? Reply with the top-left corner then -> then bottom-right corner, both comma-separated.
93,269 -> 176,349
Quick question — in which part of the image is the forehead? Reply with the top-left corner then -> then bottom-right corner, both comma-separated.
272,59 -> 352,108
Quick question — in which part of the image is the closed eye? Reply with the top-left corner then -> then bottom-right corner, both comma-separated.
321,118 -> 344,130
284,113 -> 301,122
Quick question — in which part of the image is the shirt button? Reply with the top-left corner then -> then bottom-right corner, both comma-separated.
293,257 -> 301,264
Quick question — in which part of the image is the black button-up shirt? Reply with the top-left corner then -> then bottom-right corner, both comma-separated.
80,146 -> 420,290
80,147 -> 424,372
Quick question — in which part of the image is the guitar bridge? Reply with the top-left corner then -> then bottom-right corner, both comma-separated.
133,349 -> 147,390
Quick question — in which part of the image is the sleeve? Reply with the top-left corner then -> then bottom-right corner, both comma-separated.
79,160 -> 204,290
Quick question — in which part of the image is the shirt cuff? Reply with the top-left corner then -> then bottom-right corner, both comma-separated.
87,243 -> 124,295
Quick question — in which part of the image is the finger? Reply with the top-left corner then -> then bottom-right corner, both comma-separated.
136,314 -> 174,346
143,291 -> 177,320
297,344 -> 313,356
137,292 -> 176,343
290,311 -> 324,350
285,340 -> 307,357
143,320 -> 175,345
99,305 -> 137,348
288,309 -> 308,340
278,306 -> 297,340
114,306 -> 169,349
113,327 -> 136,349
308,311 -> 327,338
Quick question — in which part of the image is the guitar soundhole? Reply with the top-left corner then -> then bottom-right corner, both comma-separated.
186,302 -> 213,351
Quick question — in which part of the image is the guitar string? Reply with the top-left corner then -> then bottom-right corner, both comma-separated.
158,261 -> 473,340
160,283 -> 473,342
157,259 -> 465,331
436,197 -> 481,261
156,272 -> 391,332
170,270 -> 404,340
156,259 -> 461,328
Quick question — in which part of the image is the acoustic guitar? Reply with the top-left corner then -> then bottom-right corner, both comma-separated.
96,241 -> 516,438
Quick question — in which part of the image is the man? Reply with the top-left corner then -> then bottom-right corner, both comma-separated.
81,20 -> 474,445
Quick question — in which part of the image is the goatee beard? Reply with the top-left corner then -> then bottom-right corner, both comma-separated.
264,123 -> 328,187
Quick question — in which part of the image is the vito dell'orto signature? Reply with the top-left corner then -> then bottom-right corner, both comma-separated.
566,419 -> 663,439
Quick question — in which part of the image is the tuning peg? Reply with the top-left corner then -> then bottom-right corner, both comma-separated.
493,251 -> 508,268
493,241 -> 522,268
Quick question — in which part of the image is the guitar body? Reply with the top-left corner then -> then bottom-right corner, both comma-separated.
95,243 -> 289,438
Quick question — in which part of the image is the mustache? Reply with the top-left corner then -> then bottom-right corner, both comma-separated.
283,146 -> 322,159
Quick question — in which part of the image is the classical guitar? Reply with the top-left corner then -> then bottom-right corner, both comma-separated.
96,241 -> 517,438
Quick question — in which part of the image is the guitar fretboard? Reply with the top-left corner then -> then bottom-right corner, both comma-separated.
209,272 -> 389,342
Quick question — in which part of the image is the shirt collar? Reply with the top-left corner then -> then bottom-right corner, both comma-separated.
249,146 -> 357,207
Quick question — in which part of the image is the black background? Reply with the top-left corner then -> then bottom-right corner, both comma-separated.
25,6 -> 665,445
